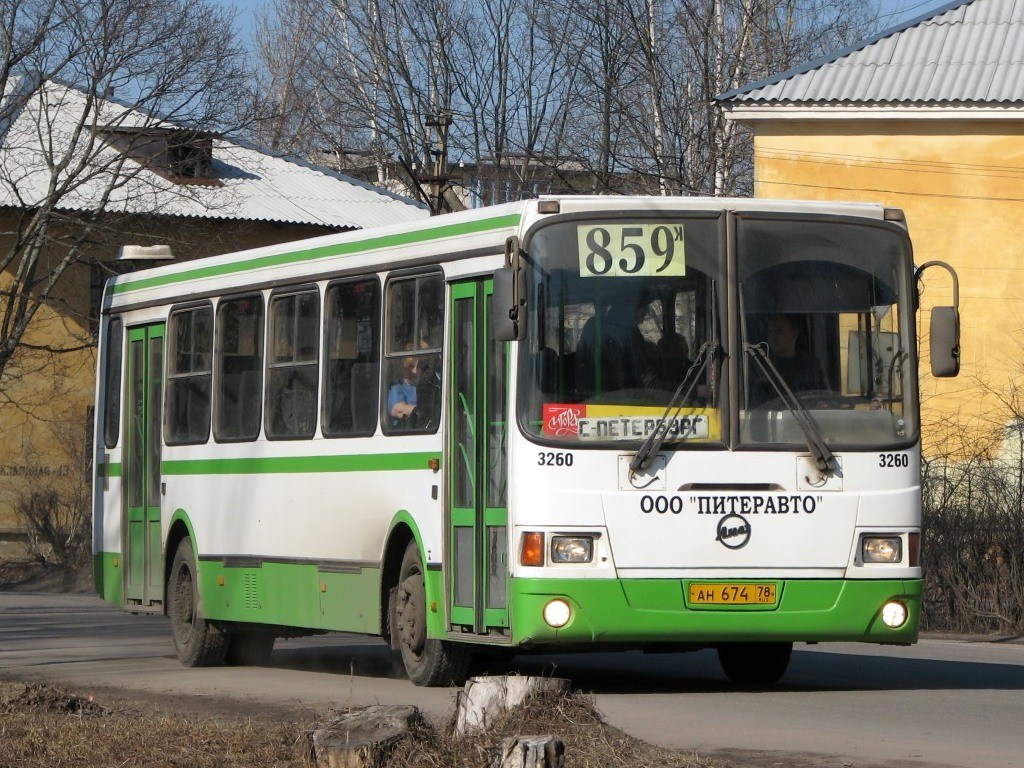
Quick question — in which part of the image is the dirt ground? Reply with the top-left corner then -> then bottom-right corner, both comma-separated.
0,559 -> 94,594
0,679 -> 721,768
0,559 -> 723,768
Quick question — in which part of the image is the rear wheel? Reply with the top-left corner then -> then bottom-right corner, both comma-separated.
394,540 -> 470,686
167,537 -> 227,667
717,642 -> 792,685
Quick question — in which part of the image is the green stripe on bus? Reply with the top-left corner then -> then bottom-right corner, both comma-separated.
161,452 -> 440,475
111,213 -> 521,295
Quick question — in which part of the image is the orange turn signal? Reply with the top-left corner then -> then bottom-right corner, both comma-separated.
521,532 -> 545,567
908,532 -> 921,567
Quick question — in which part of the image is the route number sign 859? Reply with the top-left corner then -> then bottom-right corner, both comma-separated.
577,223 -> 687,278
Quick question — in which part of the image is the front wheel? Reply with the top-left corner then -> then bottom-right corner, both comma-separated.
393,540 -> 471,686
167,537 -> 227,667
717,641 -> 792,685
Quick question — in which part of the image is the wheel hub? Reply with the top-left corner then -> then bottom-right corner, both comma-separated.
396,573 -> 426,655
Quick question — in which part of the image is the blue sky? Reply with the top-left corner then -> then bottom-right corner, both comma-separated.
222,0 -> 958,43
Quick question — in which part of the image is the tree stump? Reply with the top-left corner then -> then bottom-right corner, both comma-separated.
454,675 -> 571,737
309,704 -> 426,768
491,735 -> 566,768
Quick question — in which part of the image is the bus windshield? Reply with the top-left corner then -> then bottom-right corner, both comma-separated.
517,213 -> 917,450
737,215 -> 917,449
517,216 -> 725,445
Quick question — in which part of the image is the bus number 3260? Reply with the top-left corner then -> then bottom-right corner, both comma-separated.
538,452 -> 573,467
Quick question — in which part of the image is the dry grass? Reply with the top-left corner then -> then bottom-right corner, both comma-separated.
0,683 -> 715,768
0,683 -> 312,768
385,689 -> 714,768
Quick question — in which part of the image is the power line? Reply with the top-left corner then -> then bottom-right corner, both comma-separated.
753,175 -> 1024,204
757,147 -> 1024,182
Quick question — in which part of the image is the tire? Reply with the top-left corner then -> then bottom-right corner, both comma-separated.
225,631 -> 276,666
717,641 -> 792,685
167,537 -> 227,667
394,540 -> 471,686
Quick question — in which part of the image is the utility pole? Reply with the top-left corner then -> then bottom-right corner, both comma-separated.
423,113 -> 452,215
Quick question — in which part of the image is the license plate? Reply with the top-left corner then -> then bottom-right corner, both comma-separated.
688,582 -> 777,605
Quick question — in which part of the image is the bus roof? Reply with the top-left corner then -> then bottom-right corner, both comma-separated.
103,196 -> 893,313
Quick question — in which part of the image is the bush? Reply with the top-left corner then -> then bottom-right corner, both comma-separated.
921,420 -> 1024,634
11,414 -> 92,570
17,486 -> 90,569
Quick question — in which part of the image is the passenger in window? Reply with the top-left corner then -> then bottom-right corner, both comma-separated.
388,356 -> 422,427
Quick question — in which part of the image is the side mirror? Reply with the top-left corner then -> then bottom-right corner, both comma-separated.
493,237 -> 525,341
493,267 -> 521,341
930,305 -> 960,378
916,260 -> 961,378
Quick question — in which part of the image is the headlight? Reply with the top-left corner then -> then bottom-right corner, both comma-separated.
862,536 -> 902,563
551,536 -> 594,564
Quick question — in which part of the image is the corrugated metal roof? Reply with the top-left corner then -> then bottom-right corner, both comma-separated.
0,79 -> 427,229
718,0 -> 1024,107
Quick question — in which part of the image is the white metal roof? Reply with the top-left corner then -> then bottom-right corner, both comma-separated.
0,79 -> 428,229
718,0 -> 1024,110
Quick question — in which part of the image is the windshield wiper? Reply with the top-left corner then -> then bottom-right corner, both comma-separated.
630,341 -> 715,474
744,343 -> 837,474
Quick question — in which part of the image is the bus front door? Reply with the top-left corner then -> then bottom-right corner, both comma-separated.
448,279 -> 509,635
123,323 -> 165,610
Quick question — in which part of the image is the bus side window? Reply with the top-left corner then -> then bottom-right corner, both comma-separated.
323,278 -> 380,437
166,305 -> 214,444
103,316 -> 124,448
266,288 -> 320,439
214,295 -> 264,442
383,272 -> 443,433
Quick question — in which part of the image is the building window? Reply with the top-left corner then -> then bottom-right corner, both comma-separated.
99,127 -> 222,186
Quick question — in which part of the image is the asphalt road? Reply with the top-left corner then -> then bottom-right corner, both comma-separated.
2,591 -> 1022,768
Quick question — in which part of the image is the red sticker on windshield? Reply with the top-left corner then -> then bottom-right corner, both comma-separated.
543,404 -> 584,436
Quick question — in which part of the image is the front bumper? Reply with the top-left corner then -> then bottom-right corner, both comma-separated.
509,577 -> 920,647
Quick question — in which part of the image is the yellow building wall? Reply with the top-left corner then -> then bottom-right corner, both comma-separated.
750,119 -> 1024,453
0,214 -> 337,556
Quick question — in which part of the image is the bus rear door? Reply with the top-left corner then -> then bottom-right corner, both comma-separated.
123,323 -> 165,610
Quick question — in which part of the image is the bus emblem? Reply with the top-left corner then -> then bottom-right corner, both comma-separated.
716,514 -> 751,549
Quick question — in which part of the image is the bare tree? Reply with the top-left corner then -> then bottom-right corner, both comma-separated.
0,0 -> 253,389
251,0 -> 328,155
251,0 -> 878,201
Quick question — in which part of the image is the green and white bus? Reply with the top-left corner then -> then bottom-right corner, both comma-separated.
93,196 -> 959,685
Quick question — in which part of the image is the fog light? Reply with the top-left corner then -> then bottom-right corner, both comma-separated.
881,600 -> 908,628
551,536 -> 594,563
543,599 -> 572,628
862,536 -> 902,563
